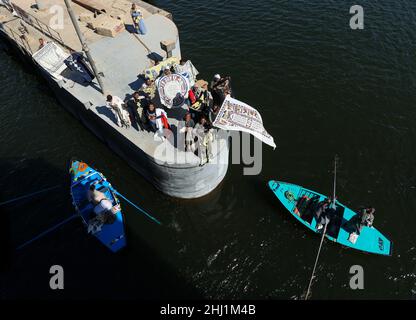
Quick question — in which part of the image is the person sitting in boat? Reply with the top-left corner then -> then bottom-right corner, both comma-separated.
126,91 -> 145,131
314,197 -> 333,230
87,185 -> 117,232
352,207 -> 375,234
87,184 -> 106,206
106,95 -> 131,128
345,207 -> 375,244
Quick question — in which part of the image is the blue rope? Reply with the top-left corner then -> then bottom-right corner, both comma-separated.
16,215 -> 78,250
114,191 -> 161,225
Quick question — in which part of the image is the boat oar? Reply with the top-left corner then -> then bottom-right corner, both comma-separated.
305,221 -> 328,299
304,155 -> 338,299
114,191 -> 161,225
16,215 -> 78,250
0,185 -> 61,207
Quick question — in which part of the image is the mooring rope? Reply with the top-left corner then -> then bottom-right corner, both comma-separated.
114,190 -> 161,225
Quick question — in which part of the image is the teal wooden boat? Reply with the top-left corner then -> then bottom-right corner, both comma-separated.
268,180 -> 392,256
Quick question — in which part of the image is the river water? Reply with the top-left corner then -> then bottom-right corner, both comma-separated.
1,0 -> 416,299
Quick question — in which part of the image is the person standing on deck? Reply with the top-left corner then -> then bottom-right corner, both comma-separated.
208,104 -> 220,124
210,74 -> 231,105
140,78 -> 156,102
146,103 -> 158,132
174,59 -> 187,74
163,66 -> 172,76
38,38 -> 47,50
126,92 -> 145,131
201,82 -> 213,112
188,84 -> 202,112
194,116 -> 214,164
106,95 -> 131,128
145,103 -> 170,138
131,4 -> 147,35
180,113 -> 196,152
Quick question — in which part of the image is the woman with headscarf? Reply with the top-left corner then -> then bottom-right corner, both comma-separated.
131,4 -> 147,35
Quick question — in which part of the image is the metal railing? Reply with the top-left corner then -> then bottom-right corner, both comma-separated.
11,3 -> 65,47
2,23 -> 33,54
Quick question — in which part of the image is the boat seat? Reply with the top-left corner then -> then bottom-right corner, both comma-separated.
302,195 -> 320,224
78,198 -> 90,209
296,193 -> 319,224
79,201 -> 93,212
97,186 -> 109,194
326,206 -> 345,238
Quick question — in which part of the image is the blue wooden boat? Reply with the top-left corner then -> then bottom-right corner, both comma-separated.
268,180 -> 392,256
70,159 -> 127,252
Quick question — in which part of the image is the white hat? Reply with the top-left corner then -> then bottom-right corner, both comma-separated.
164,66 -> 170,70
214,74 -> 221,80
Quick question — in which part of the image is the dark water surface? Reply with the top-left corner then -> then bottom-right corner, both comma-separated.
1,0 -> 416,299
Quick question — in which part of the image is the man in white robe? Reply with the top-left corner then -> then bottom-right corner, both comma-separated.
106,95 -> 131,128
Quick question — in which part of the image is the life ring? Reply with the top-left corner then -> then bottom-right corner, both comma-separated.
78,162 -> 88,172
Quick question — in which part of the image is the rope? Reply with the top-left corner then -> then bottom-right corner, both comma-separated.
332,155 -> 338,209
133,33 -> 152,54
305,222 -> 328,300
0,185 -> 61,207
305,155 -> 339,299
114,191 -> 161,225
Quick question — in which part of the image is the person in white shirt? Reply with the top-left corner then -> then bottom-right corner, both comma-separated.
145,103 -> 170,139
106,95 -> 131,128
87,184 -> 107,205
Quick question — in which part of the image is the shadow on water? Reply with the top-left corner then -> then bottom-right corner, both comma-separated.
0,157 -> 202,299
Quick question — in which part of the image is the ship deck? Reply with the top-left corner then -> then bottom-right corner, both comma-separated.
0,1 -> 227,167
